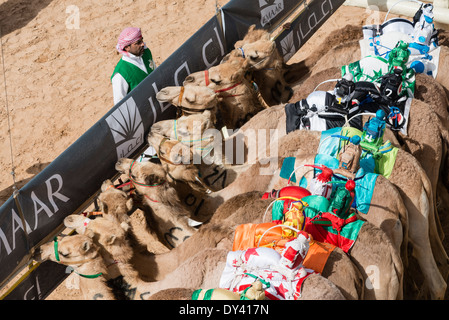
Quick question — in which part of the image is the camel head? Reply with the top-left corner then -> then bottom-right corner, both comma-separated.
115,158 -> 167,188
96,179 -> 133,228
232,39 -> 279,71
64,214 -> 133,263
34,234 -> 98,265
149,110 -> 216,145
148,133 -> 194,165
156,85 -> 218,115
183,57 -> 250,92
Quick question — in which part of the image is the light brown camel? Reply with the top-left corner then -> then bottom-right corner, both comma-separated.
303,27 -> 449,96
63,214 -> 161,300
33,234 -> 116,300
121,154 -> 402,299
111,160 -> 365,299
208,183 -> 402,300
98,179 -> 170,254
115,158 -> 198,248
59,215 -> 346,300
183,56 -> 268,129
286,66 -> 449,291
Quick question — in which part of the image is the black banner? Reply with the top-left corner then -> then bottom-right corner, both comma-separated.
273,0 -> 346,61
2,261 -> 68,300
0,0 -> 343,299
221,0 -> 304,52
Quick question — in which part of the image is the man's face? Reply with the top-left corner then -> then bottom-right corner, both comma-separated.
125,37 -> 144,56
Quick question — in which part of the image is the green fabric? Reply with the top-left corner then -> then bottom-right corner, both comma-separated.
191,289 -> 214,300
374,145 -> 398,179
341,55 -> 415,98
191,289 -> 201,300
272,200 -> 286,221
111,48 -> 154,92
280,157 -> 297,183
302,195 -> 364,242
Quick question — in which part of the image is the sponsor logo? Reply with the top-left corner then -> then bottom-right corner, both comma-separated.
105,97 -> 144,159
279,31 -> 296,61
259,0 -> 284,27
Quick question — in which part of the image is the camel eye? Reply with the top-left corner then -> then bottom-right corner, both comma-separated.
249,55 -> 258,61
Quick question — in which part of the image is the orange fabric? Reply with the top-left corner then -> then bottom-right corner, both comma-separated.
303,240 -> 336,274
233,223 -> 336,273
233,223 -> 292,254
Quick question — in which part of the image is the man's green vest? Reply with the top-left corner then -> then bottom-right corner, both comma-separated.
111,48 -> 155,93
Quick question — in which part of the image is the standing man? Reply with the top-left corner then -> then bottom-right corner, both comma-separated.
111,27 -> 156,104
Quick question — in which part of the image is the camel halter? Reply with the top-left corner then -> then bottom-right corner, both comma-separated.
173,119 -> 214,149
53,237 -> 103,279
204,70 -> 243,98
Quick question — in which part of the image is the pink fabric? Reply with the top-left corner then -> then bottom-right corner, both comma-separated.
116,27 -> 142,56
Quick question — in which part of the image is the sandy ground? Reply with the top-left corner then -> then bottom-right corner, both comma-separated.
0,0 -> 422,300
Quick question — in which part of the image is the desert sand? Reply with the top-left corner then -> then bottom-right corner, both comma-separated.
0,0 -> 424,299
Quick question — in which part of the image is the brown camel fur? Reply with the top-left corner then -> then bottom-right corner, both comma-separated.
34,234 -> 115,300
183,56 -> 267,129
115,158 -> 198,248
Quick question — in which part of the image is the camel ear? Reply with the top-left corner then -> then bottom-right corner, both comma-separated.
107,235 -> 117,245
100,201 -> 109,214
126,198 -> 133,211
234,40 -> 244,49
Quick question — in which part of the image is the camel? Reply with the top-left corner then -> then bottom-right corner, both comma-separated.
33,234 -> 116,300
121,154 -> 401,299
63,214 -> 162,300
183,56 -> 268,129
55,215 -> 343,300
114,157 -> 198,248
302,27 -> 449,95
209,186 -> 402,300
111,159 -> 365,299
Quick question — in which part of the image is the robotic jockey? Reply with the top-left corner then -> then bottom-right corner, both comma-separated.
284,73 -> 361,133
334,135 -> 362,180
410,3 -> 438,56
409,4 -> 439,75
388,40 -> 410,76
